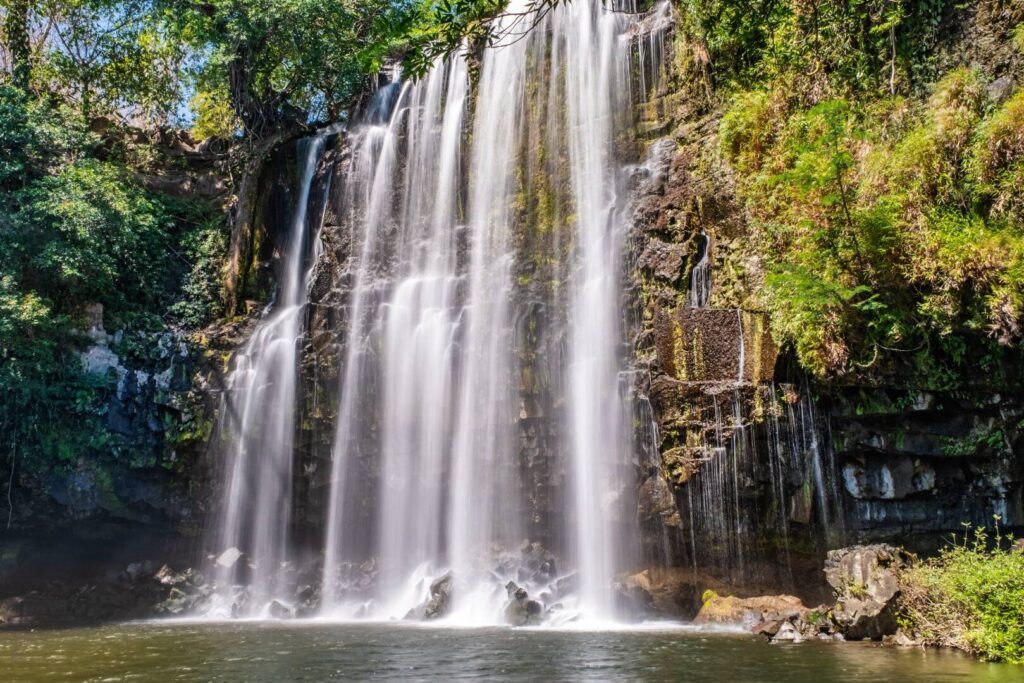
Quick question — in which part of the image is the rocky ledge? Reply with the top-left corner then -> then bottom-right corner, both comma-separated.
685,544 -> 915,645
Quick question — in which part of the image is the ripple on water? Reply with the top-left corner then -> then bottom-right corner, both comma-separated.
0,622 -> 1019,682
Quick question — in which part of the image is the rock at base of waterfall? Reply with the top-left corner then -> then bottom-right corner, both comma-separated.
503,581 -> 543,627
152,565 -> 216,616
154,564 -> 187,586
638,475 -> 683,528
620,568 -> 717,619
268,600 -> 295,619
694,593 -> 807,629
406,571 -> 454,621
769,621 -> 805,643
216,547 -> 243,569
882,630 -> 920,648
824,544 -> 910,640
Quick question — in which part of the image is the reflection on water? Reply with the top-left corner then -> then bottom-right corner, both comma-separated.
1,622 -> 1018,682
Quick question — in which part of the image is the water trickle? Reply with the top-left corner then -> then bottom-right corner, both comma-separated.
688,233 -> 711,309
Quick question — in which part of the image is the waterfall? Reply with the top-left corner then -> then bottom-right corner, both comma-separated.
688,233 -> 711,308
320,58 -> 472,614
212,134 -> 329,615
315,0 -> 667,624
561,0 -> 636,621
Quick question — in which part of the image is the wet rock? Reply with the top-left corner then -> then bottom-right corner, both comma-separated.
424,572 -> 454,619
503,581 -> 543,627
620,568 -> 712,619
216,547 -> 243,569
694,593 -> 807,629
824,544 -> 910,640
406,571 -> 454,621
882,630 -> 919,648
638,475 -> 683,528
268,600 -> 294,619
637,238 -> 688,283
154,564 -> 187,586
770,621 -> 805,643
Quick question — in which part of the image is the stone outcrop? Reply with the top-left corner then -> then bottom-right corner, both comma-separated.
406,571 -> 454,621
0,561 -> 203,627
503,581 -> 543,626
694,593 -> 808,629
652,307 -> 777,385
824,544 -> 911,640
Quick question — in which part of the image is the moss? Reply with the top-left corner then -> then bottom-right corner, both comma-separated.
719,62 -> 1024,383
940,429 -> 1006,457
970,90 -> 1024,222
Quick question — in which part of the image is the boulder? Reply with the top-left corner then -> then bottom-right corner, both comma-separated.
503,581 -> 543,627
425,571 -> 453,619
268,600 -> 294,619
216,547 -> 243,569
694,592 -> 807,629
771,620 -> 805,643
638,475 -> 683,528
154,564 -> 187,586
824,544 -> 910,640
406,571 -> 454,621
619,568 -> 716,619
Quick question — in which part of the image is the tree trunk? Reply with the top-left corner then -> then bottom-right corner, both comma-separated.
4,0 -> 32,89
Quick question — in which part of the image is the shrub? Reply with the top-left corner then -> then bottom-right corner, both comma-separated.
719,90 -> 779,175
900,523 -> 1024,663
8,159 -> 172,315
970,90 -> 1024,221
170,213 -> 230,327
720,63 -> 1024,382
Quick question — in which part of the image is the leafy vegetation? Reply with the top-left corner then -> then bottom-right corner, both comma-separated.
900,522 -> 1024,663
677,0 -> 950,94
0,74 -> 217,510
711,2 -> 1024,384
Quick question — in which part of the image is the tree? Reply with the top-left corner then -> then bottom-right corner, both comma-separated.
2,0 -> 33,88
38,0 -> 183,121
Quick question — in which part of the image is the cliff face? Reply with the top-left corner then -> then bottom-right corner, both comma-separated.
627,1 -> 1024,601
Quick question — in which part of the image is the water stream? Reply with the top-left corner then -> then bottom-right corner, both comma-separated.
212,135 -> 330,615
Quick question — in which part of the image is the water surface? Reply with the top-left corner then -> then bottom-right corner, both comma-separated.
2,622 -> 1020,682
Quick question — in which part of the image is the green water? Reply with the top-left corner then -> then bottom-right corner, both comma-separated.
2,622 -> 1020,682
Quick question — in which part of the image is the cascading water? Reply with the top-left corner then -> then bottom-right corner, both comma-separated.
561,0 -> 637,621
211,134 -> 330,616
688,233 -> 711,308
316,0 -> 669,624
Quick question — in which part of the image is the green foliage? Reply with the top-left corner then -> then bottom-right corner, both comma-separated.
0,85 -> 93,187
677,0 -> 950,94
0,80 -> 223,508
10,158 -> 172,313
9,0 -> 187,121
900,522 -> 1024,663
0,275 -> 110,478
169,209 -> 229,327
970,90 -> 1024,223
721,64 -> 1024,382
161,0 -> 403,130
188,88 -> 237,141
